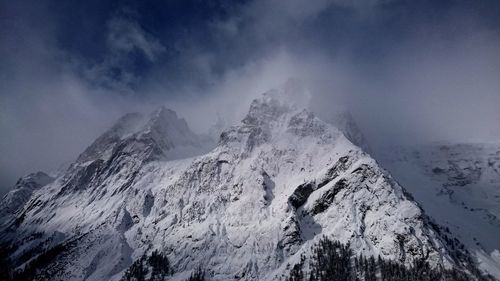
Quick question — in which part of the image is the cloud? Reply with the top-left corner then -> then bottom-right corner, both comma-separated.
107,16 -> 165,62
0,4 -> 155,192
74,13 -> 167,94
0,0 -> 499,194
208,0 -> 500,146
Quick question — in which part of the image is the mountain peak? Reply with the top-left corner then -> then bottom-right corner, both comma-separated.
57,106 -> 214,195
77,106 -> 209,163
148,106 -> 179,124
222,85 -> 342,155
142,106 -> 193,144
243,94 -> 293,126
320,110 -> 371,153
247,80 -> 371,153
110,112 -> 145,137
242,79 -> 311,126
263,78 -> 310,108
76,112 -> 145,163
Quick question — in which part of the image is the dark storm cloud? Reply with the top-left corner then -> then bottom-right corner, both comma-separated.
0,1 -> 148,191
1,0 -> 500,193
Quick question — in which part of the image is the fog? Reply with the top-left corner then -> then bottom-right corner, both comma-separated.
1,0 -> 499,193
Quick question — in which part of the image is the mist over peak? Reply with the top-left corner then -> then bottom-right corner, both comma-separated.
1,2 -> 500,279
1,0 -> 500,193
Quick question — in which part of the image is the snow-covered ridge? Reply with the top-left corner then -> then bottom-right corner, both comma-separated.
0,84 -> 491,280
77,106 -> 211,164
0,172 -> 54,227
76,112 -> 145,163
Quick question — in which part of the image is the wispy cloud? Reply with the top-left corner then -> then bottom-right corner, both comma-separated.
76,13 -> 166,93
0,0 -> 499,193
107,16 -> 165,62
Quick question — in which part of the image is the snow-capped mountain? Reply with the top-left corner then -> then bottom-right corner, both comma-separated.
0,84 -> 493,280
378,143 -> 500,278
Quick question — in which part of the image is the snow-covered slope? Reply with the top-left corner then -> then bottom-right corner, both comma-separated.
378,143 -> 500,278
0,86 -> 489,280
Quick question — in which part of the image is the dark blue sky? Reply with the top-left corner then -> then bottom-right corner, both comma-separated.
50,0 -> 236,81
1,0 -> 500,192
4,0 -> 499,93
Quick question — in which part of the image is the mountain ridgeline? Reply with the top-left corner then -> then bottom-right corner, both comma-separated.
0,83 -> 495,280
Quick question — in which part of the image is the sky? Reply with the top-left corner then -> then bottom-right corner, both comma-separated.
1,0 -> 500,193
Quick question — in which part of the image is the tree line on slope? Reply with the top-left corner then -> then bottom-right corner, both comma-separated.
285,237 -> 494,281
1,236 -> 493,281
121,250 -> 171,281
0,234 -> 80,281
120,250 -> 205,281
0,242 -> 203,281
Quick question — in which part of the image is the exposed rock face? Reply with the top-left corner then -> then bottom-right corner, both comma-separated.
0,87 -> 482,280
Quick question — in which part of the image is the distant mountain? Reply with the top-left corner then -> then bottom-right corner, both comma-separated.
378,142 -> 500,278
0,83 -> 494,280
